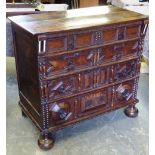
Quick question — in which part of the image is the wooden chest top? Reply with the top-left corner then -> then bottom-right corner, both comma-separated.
8,5 -> 148,35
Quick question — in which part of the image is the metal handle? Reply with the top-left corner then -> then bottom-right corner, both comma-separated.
52,81 -> 71,93
116,84 -> 132,101
52,81 -> 64,91
87,53 -> 94,61
49,103 -> 72,120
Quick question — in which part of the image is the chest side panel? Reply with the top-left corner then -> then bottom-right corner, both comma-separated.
13,24 -> 42,128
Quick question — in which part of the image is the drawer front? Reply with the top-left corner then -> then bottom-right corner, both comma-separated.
77,88 -> 110,116
47,75 -> 78,100
42,39 -> 139,77
48,98 -> 75,125
42,22 -> 141,54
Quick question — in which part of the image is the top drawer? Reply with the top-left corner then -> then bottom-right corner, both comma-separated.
38,21 -> 142,55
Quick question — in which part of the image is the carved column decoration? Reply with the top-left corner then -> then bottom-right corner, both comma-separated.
38,56 -> 50,132
132,77 -> 139,101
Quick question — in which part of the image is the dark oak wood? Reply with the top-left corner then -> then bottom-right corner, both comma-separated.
8,6 -> 148,150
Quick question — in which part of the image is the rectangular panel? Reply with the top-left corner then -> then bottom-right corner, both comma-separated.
47,37 -> 67,53
75,32 -> 92,48
126,24 -> 141,38
103,28 -> 117,43
77,88 -> 109,116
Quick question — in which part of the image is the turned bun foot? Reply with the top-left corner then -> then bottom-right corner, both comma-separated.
124,105 -> 138,118
38,134 -> 54,150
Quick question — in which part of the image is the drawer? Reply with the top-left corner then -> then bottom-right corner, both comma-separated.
77,88 -> 110,116
42,39 -> 139,77
47,75 -> 78,100
42,22 -> 141,55
48,98 -> 75,125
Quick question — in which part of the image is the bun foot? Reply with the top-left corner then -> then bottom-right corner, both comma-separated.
38,133 -> 54,150
124,105 -> 138,118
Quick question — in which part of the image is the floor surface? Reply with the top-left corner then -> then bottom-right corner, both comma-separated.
6,57 -> 149,155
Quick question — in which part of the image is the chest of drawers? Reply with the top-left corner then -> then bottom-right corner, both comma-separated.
9,6 -> 148,150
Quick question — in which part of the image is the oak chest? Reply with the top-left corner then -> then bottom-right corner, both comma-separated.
9,6 -> 148,150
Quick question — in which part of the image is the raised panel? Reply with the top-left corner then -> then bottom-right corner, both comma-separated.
103,28 -> 117,43
126,25 -> 141,38
47,37 -> 67,53
75,32 -> 92,48
77,88 -> 109,116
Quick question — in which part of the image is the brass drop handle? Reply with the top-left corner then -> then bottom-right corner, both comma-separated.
52,81 -> 63,91
87,53 -> 94,61
116,84 -> 132,101
52,81 -> 71,93
49,103 -> 72,120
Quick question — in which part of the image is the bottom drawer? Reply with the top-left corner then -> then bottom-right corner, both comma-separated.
48,79 -> 136,125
